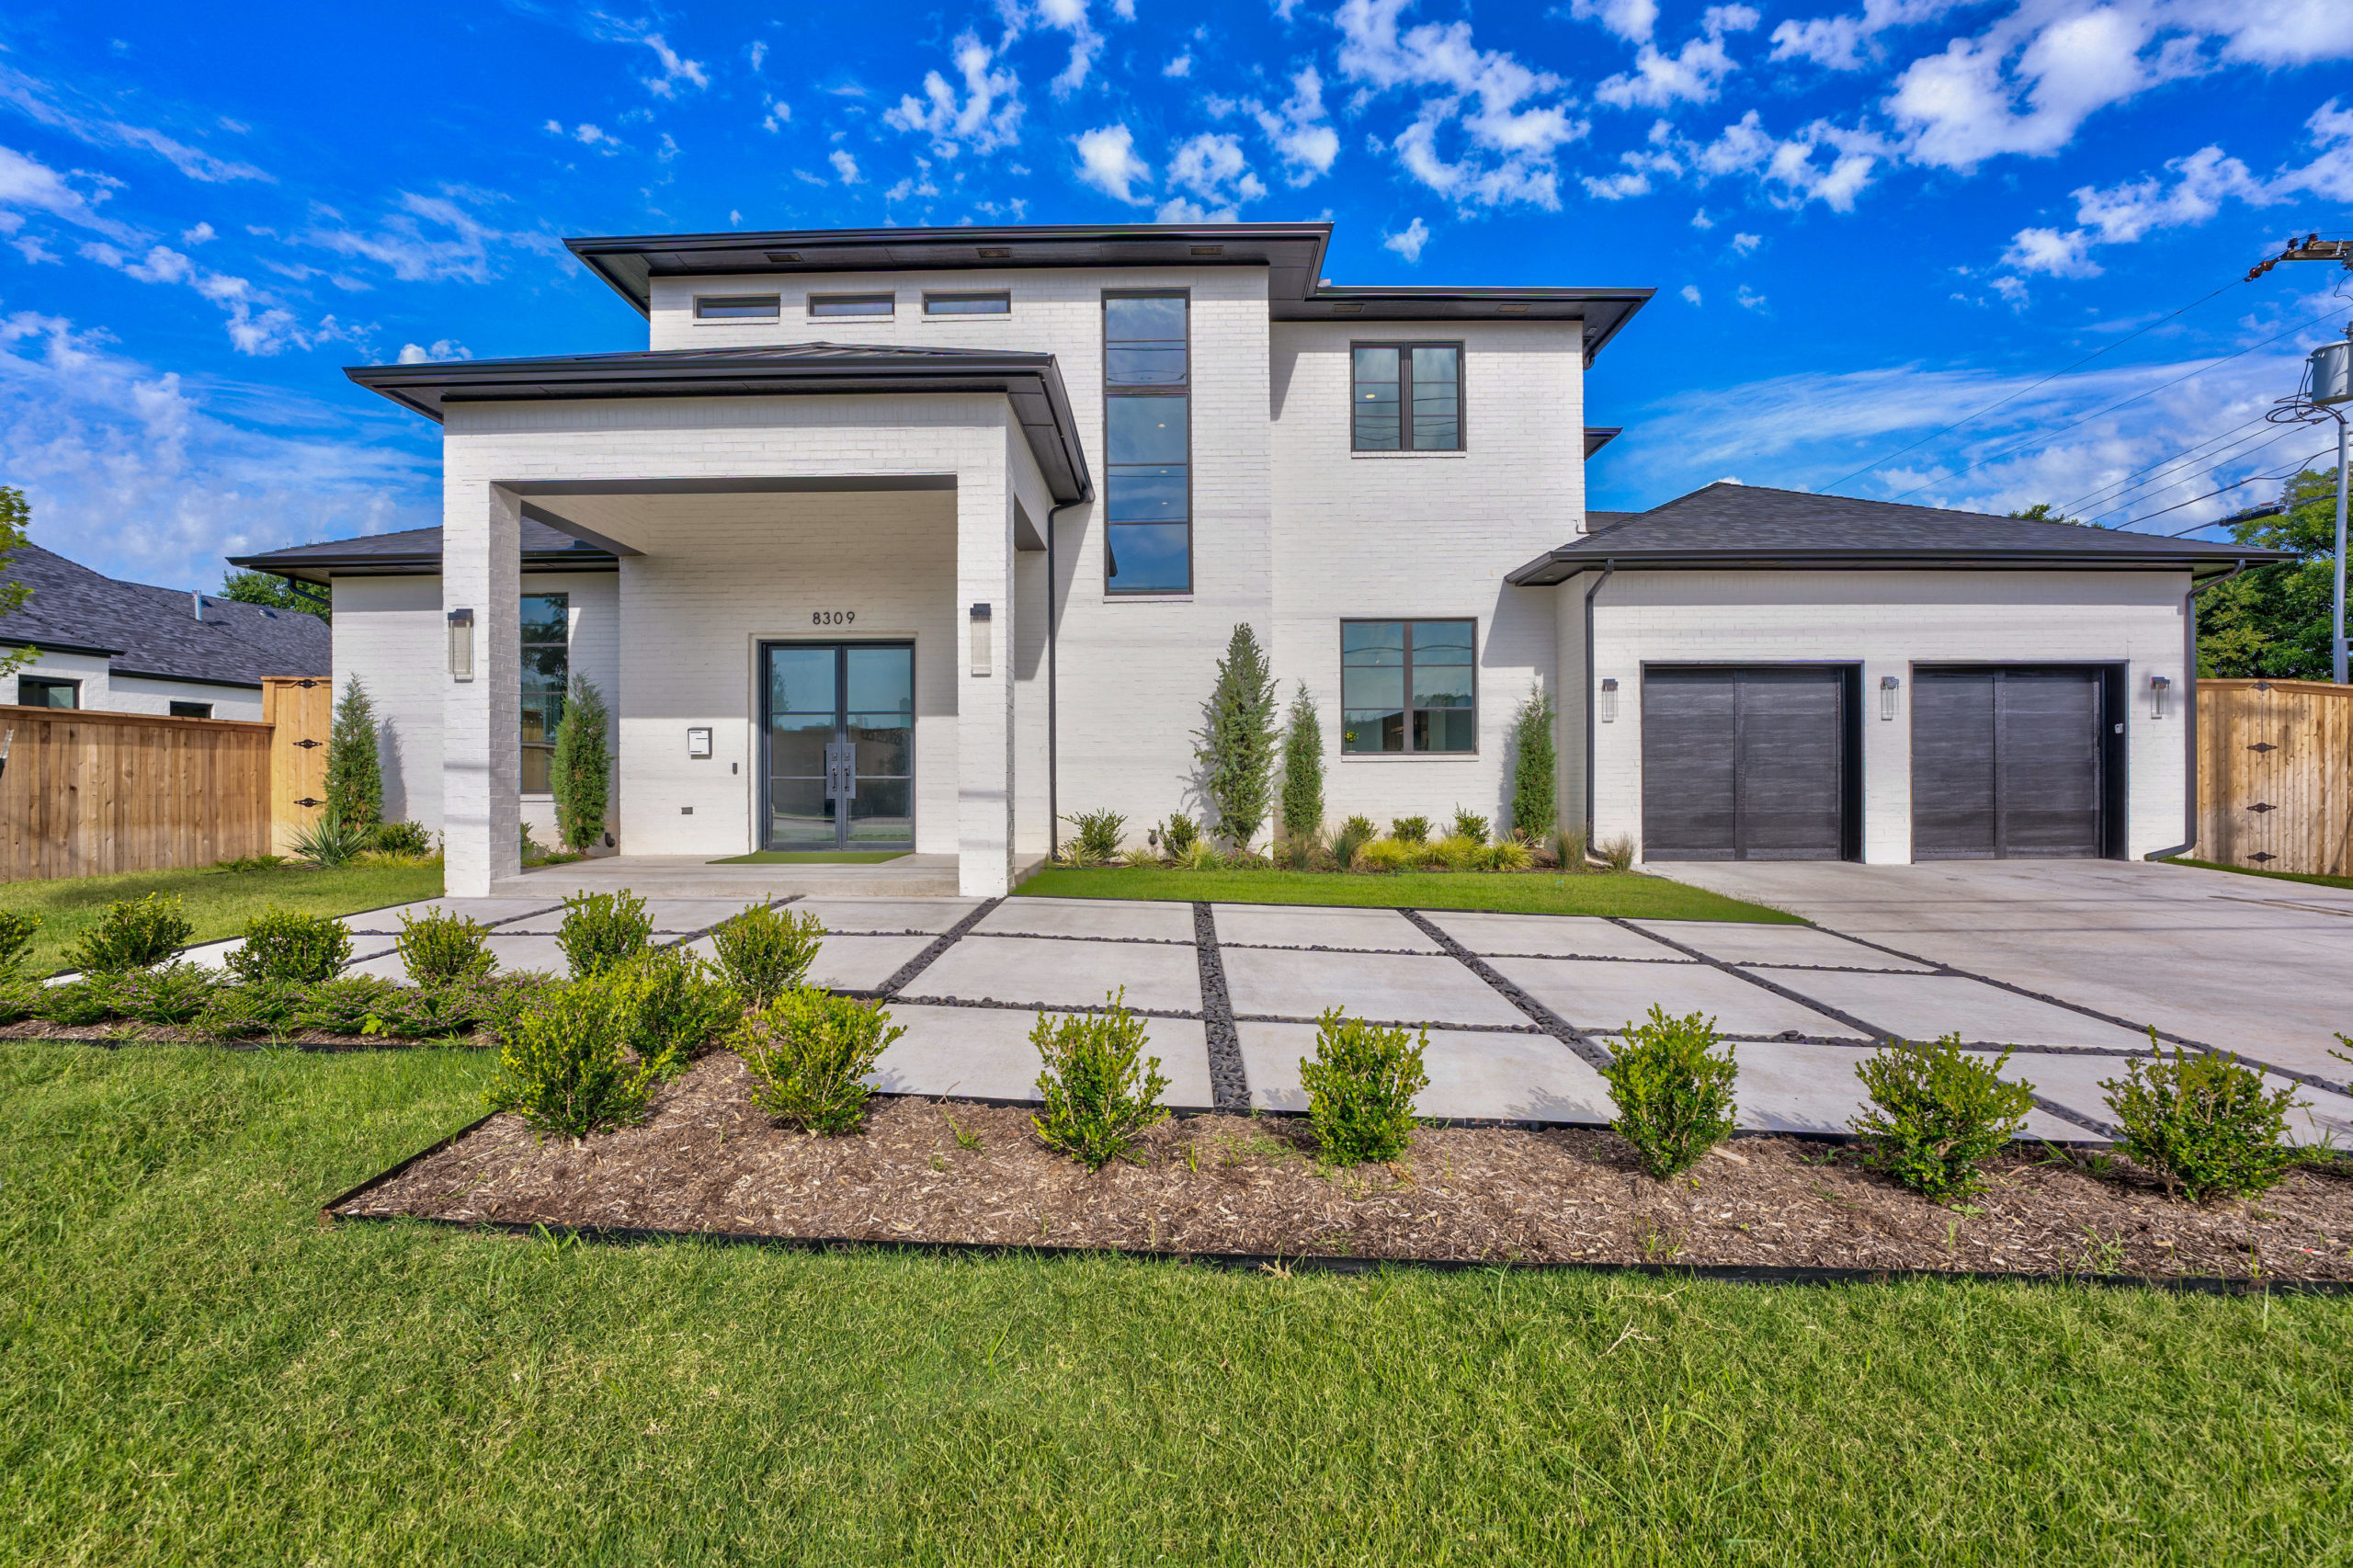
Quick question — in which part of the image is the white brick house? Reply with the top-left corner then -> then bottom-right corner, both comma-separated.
233,222 -> 2279,896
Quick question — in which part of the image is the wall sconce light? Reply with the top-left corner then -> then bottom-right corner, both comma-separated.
2149,674 -> 2171,721
1598,676 -> 1619,723
687,726 -> 712,758
1880,674 -> 1902,722
446,608 -> 474,681
969,602 -> 993,677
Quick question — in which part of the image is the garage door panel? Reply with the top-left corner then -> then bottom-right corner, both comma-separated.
1641,671 -> 1738,860
1912,672 -> 1996,859
1737,671 -> 1847,859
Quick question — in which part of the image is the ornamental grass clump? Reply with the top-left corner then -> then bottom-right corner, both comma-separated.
1353,837 -> 1420,873
1031,990 -> 1169,1170
1299,1007 -> 1429,1165
1849,1034 -> 2036,1202
484,973 -> 654,1139
396,907 -> 497,985
557,890 -> 653,978
733,987 -> 904,1133
68,894 -> 192,973
224,908 -> 352,985
1601,1006 -> 1739,1179
1331,814 -> 1377,869
710,903 -> 823,1008
2102,1040 -> 2303,1202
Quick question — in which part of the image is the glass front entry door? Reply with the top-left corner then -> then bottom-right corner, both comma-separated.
762,642 -> 914,851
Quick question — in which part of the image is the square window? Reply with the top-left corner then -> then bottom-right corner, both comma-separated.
1338,619 -> 1476,753
1351,343 -> 1462,451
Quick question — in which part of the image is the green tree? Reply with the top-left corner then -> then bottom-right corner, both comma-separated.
324,676 -> 382,831
551,674 -> 612,852
1278,682 -> 1324,840
2198,467 -> 2342,679
0,486 -> 39,679
1509,683 -> 1557,842
1192,622 -> 1279,846
220,568 -> 328,622
2007,502 -> 2096,527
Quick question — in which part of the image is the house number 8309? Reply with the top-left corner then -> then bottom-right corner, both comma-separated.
810,610 -> 856,626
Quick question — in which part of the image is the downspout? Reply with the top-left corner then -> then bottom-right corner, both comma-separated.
2144,558 -> 2246,861
1581,559 -> 1617,851
1044,498 -> 1086,863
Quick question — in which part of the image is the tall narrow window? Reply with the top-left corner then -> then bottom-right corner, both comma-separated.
520,593 -> 569,793
1351,343 -> 1462,451
1103,291 -> 1189,593
1340,619 -> 1476,753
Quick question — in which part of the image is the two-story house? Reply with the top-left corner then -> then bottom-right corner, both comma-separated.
233,222 -> 2278,897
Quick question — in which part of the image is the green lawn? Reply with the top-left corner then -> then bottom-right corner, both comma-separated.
2162,857 -> 2353,892
0,861 -> 444,974
1017,865 -> 1802,923
5,1042 -> 2347,1564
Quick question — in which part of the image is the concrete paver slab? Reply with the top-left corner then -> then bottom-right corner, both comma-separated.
871,1004 -> 1213,1109
1222,947 -> 1528,1028
1632,921 -> 1934,971
907,934 -> 1204,1013
342,898 -> 558,934
498,898 -> 770,934
674,932 -> 934,994
1211,903 -> 1440,952
1420,911 -> 1688,960
1490,956 -> 1866,1039
790,898 -> 986,935
981,897 -> 1195,942
345,932 -> 574,983
1969,1047 -> 2353,1148
1751,969 -> 2154,1051
1237,1020 -> 1614,1123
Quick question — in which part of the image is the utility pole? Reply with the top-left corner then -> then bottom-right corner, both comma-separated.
2247,234 -> 2353,682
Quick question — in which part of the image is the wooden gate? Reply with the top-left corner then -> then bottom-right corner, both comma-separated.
262,676 -> 334,856
0,705 -> 273,880
2194,678 -> 2353,877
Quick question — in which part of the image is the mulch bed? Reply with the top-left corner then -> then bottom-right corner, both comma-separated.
335,1052 -> 2353,1283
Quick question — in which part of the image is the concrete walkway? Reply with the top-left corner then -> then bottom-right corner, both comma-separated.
187,878 -> 2353,1149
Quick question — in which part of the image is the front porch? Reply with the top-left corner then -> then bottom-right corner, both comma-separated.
487,851 -> 995,900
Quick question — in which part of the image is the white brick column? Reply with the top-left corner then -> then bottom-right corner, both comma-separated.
443,482 -> 522,896
956,460 -> 1017,896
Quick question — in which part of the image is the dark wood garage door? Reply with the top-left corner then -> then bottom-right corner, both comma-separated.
1642,666 -> 1853,861
1912,667 -> 2110,859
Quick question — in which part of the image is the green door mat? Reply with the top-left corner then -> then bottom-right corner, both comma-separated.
706,851 -> 912,865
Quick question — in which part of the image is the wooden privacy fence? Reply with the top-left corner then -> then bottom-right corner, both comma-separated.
0,705 -> 273,881
2195,678 -> 2353,878
263,676 -> 333,856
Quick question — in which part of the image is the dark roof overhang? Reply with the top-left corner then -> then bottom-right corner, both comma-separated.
1584,427 -> 1621,458
1505,545 -> 2298,586
344,344 -> 1093,504
562,222 -> 1653,364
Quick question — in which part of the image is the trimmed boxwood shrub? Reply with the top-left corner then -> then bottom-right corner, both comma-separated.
557,891 -> 653,978
68,894 -> 192,973
225,909 -> 352,984
1032,990 -> 1169,1170
710,903 -> 823,1008
396,908 -> 496,986
0,909 -> 41,973
1849,1035 -> 2037,1201
1601,1006 -> 1739,1179
2103,1043 -> 2303,1202
733,986 -> 905,1134
608,948 -> 741,1079
484,971 -> 655,1138
1299,1007 -> 1429,1165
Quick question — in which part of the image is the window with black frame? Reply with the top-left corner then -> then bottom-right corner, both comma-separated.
520,593 -> 568,793
1103,291 -> 1189,593
1340,619 -> 1476,753
1351,344 -> 1462,451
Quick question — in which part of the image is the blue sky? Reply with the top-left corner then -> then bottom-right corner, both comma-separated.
0,0 -> 2347,590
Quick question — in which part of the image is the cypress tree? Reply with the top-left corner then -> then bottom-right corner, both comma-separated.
551,675 -> 612,852
324,676 -> 382,830
1279,682 -> 1324,840
1192,623 -> 1279,846
1509,683 -> 1557,842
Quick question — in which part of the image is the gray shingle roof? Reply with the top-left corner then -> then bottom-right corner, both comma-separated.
1509,483 -> 2298,584
1,543 -> 329,687
231,519 -> 613,583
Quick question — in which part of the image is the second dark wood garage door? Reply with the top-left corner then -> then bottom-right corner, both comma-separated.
1912,667 -> 2113,859
1642,666 -> 1855,861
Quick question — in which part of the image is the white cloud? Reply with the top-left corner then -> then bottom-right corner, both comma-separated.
1768,0 -> 1964,71
0,310 -> 430,588
1732,231 -> 1762,254
1167,132 -> 1267,208
0,143 -> 135,239
1026,0 -> 1113,96
395,339 -> 471,364
1681,282 -> 1703,303
1165,51 -> 1193,78
179,221 -> 215,244
295,187 -> 560,285
829,149 -> 862,184
1737,284 -> 1768,310
748,41 -> 767,73
882,33 -> 1024,157
1250,66 -> 1341,184
641,34 -> 710,97
0,62 -> 273,184
1382,216 -> 1430,262
1686,110 -> 1887,210
1073,123 -> 1150,202
1690,207 -> 1715,228
762,96 -> 790,132
1597,6 -> 1758,111
1568,0 -> 1661,45
1336,0 -> 1588,209
886,158 -> 942,201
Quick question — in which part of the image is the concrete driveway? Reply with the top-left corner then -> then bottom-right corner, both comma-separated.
1653,859 -> 2353,1078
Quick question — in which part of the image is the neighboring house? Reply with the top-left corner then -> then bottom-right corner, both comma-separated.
2,542 -> 329,721
227,221 -> 2287,897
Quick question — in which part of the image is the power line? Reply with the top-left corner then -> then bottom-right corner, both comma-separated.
2112,449 -> 2336,533
2080,423 -> 2312,526
1818,278 -> 2244,494
1885,308 -> 2342,502
2058,413 -> 2271,513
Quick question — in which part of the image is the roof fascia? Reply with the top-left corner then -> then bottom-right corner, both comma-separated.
1505,551 -> 2288,586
